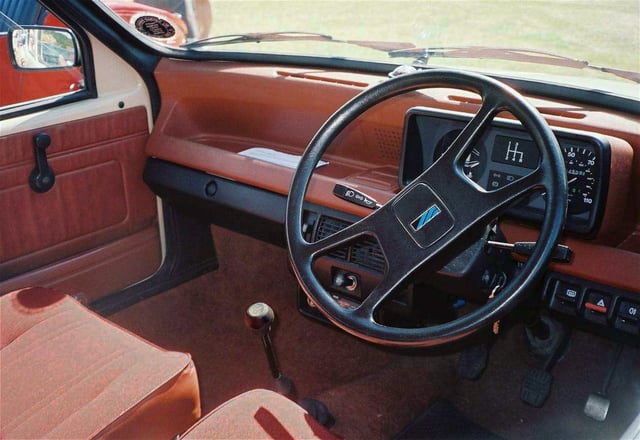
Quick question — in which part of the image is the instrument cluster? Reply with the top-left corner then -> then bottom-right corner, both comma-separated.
400,108 -> 610,235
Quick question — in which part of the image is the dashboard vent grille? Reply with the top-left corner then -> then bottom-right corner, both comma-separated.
315,216 -> 350,260
314,216 -> 386,273
351,238 -> 387,273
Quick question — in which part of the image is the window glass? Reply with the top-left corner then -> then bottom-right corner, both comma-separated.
97,0 -> 639,101
0,0 -> 85,108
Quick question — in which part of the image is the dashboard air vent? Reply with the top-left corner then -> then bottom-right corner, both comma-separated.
314,215 -> 386,273
315,216 -> 350,260
351,238 -> 387,273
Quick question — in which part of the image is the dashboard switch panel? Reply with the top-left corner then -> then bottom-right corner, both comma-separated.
544,273 -> 639,343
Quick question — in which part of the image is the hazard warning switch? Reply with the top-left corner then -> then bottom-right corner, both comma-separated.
584,291 -> 611,325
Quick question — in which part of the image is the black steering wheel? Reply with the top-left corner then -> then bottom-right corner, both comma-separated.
286,70 -> 567,347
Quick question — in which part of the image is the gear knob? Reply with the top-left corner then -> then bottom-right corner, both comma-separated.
245,302 -> 275,333
244,302 -> 297,400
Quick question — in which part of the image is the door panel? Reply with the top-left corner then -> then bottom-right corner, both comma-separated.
0,227 -> 161,303
2,161 -> 127,265
0,106 -> 161,298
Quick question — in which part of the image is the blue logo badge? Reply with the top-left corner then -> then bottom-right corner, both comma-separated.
411,204 -> 441,231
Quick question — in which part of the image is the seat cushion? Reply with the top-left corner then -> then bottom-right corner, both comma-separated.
1,287 -> 201,439
181,389 -> 340,439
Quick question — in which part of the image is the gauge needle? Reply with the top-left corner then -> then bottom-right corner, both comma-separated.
567,177 -> 578,185
466,161 -> 480,168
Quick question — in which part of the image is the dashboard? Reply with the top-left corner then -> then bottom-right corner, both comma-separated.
400,108 -> 610,235
143,59 -> 640,341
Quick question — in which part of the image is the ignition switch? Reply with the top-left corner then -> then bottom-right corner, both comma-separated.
334,271 -> 358,292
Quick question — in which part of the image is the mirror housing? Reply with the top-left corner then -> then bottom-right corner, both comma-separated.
8,26 -> 80,70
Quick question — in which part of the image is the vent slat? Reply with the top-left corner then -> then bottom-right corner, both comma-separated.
351,238 -> 386,272
315,216 -> 349,260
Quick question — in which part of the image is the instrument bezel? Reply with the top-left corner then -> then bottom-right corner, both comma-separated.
399,107 -> 610,236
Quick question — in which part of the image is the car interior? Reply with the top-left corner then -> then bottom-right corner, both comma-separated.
1,0 -> 639,439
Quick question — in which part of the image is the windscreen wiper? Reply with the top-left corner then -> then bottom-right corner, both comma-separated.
183,31 -> 415,53
388,46 -> 640,84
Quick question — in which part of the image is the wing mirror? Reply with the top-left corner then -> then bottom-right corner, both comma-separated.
8,26 -> 80,70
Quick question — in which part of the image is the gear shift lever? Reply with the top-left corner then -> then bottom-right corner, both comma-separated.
245,302 -> 336,428
245,302 -> 295,398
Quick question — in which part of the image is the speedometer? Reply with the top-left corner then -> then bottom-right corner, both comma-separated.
564,145 -> 597,215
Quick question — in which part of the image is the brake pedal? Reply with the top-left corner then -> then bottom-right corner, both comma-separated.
520,314 -> 570,407
521,367 -> 553,408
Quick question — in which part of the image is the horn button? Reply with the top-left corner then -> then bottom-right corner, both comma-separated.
393,183 -> 455,248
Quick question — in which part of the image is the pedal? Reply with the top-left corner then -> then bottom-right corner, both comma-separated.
584,393 -> 611,422
583,343 -> 623,422
520,314 -> 570,408
520,368 -> 553,407
457,342 -> 490,381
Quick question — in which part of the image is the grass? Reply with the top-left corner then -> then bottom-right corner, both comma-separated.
204,0 -> 639,83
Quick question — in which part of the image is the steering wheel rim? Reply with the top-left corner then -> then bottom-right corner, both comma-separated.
286,69 -> 567,347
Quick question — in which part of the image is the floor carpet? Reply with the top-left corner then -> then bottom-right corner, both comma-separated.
111,226 -> 640,439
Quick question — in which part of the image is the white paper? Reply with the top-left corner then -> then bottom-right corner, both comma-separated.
238,147 -> 328,170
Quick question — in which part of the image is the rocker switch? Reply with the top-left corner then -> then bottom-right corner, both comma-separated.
618,301 -> 639,322
583,290 -> 611,325
549,280 -> 581,316
615,300 -> 640,335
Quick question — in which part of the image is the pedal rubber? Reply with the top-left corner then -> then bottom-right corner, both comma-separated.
456,343 -> 489,381
520,368 -> 552,407
584,393 -> 610,422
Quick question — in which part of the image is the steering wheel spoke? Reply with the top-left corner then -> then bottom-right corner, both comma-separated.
300,205 -> 418,262
429,161 -> 544,232
353,265 -> 408,321
301,217 -> 370,261
435,92 -> 503,167
483,166 -> 545,208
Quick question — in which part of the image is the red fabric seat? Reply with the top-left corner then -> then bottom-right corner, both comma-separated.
181,389 -> 340,440
0,287 -> 201,439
